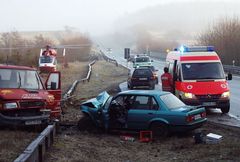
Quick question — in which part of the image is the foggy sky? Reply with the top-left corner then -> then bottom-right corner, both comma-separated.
1,0 -> 239,36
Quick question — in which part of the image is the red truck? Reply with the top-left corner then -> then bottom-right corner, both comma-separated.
0,64 -> 61,126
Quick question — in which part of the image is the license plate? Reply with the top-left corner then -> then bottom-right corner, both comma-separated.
194,114 -> 201,120
202,102 -> 216,106
139,78 -> 147,80
25,120 -> 42,125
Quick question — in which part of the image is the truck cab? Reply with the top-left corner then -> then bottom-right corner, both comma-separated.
0,65 -> 61,126
166,46 -> 231,113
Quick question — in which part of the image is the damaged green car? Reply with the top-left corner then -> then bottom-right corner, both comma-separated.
79,90 -> 207,137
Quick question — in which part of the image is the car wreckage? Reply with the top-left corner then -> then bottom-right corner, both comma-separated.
79,90 -> 207,137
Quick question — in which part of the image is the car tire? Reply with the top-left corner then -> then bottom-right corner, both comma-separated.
221,105 -> 230,114
150,122 -> 169,139
78,115 -> 95,131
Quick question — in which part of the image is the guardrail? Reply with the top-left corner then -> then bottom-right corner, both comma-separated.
223,65 -> 240,75
63,60 -> 96,100
100,51 -> 118,66
14,124 -> 56,162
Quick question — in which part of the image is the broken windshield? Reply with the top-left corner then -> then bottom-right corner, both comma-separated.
181,62 -> 225,80
0,69 -> 43,89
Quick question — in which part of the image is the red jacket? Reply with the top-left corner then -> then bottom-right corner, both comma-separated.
161,72 -> 173,92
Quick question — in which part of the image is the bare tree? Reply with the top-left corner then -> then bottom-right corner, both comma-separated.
198,16 -> 240,66
60,33 -> 92,61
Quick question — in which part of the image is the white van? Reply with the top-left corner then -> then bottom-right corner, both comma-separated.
133,56 -> 152,68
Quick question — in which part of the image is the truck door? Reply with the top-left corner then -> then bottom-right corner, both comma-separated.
45,71 -> 61,119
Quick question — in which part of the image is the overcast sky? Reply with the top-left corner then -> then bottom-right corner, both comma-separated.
0,0 -> 238,35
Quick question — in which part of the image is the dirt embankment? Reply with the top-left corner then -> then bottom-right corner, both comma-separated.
45,60 -> 240,162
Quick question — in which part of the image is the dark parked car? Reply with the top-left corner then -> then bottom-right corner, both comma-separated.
79,90 -> 207,137
127,67 -> 156,89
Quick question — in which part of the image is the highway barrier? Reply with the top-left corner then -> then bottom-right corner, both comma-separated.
63,60 -> 96,100
223,65 -> 240,75
14,124 -> 56,162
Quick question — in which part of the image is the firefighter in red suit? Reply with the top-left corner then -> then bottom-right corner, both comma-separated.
42,45 -> 52,56
161,67 -> 173,93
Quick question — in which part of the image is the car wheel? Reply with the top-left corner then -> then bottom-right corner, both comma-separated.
150,122 -> 169,139
221,105 -> 230,114
78,115 -> 95,131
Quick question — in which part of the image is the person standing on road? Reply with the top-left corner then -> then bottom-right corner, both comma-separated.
161,67 -> 173,93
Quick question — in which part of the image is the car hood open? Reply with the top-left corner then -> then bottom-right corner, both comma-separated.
81,91 -> 110,109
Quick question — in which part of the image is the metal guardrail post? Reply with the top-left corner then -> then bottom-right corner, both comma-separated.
14,124 -> 56,162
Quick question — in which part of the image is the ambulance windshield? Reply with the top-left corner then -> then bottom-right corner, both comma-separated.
181,62 -> 225,80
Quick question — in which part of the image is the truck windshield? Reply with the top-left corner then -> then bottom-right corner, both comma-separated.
40,56 -> 53,63
0,69 -> 43,89
181,62 -> 225,80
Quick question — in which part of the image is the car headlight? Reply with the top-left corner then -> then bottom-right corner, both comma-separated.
183,93 -> 195,99
4,102 -> 18,109
221,91 -> 230,98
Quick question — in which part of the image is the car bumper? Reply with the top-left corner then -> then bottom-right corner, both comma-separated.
182,98 -> 230,108
170,118 -> 207,132
131,80 -> 154,87
39,66 -> 55,73
0,113 -> 49,126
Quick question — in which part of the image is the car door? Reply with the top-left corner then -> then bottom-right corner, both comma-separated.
45,71 -> 61,119
127,95 -> 159,130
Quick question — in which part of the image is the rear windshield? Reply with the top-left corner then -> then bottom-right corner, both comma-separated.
160,93 -> 185,109
135,57 -> 150,62
182,62 -> 225,80
133,69 -> 152,77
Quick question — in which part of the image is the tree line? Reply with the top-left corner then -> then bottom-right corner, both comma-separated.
0,30 -> 92,67
198,16 -> 240,66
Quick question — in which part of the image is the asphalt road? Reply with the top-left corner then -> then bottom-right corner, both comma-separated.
104,49 -> 240,121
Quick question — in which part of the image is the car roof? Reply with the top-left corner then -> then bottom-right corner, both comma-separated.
0,64 -> 36,71
118,90 -> 170,96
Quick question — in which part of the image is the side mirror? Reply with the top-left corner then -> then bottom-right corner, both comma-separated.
227,73 -> 232,80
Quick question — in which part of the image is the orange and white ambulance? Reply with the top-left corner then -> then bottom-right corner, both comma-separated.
166,46 -> 232,113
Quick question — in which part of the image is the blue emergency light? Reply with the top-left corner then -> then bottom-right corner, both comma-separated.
177,45 -> 215,53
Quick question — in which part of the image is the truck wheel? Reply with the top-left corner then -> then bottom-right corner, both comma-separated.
150,122 -> 169,139
221,105 -> 230,114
